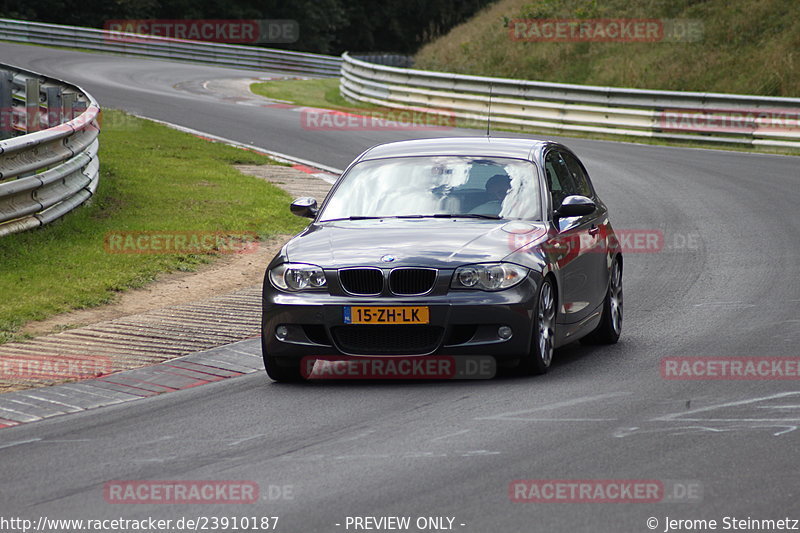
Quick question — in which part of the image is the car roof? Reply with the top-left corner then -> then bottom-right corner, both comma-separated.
358,137 -> 552,162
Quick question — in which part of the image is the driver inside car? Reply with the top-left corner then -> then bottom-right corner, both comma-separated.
469,174 -> 511,215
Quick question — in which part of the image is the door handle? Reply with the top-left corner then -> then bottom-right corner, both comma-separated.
588,225 -> 599,236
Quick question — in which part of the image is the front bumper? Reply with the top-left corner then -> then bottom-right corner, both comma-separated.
262,273 -> 542,360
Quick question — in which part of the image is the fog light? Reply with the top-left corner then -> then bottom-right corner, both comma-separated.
498,326 -> 513,340
275,325 -> 289,341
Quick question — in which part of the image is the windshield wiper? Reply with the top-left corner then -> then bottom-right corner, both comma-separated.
430,213 -> 502,220
321,216 -> 387,221
322,214 -> 501,222
324,215 -> 432,221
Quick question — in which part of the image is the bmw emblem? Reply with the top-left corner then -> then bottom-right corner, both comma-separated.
381,255 -> 396,263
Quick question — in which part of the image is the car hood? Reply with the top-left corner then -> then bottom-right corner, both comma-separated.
285,219 -> 548,268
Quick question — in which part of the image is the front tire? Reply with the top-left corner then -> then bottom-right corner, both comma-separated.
514,277 -> 556,375
262,334 -> 304,382
581,257 -> 622,345
264,354 -> 303,382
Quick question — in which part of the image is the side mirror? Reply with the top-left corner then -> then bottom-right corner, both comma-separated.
290,197 -> 318,218
556,195 -> 595,218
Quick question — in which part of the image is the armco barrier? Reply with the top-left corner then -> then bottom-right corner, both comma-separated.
340,53 -> 800,149
0,64 -> 100,237
0,18 -> 341,77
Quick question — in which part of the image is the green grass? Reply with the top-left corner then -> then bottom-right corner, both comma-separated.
252,78 -> 464,131
414,0 -> 800,97
0,110 -> 306,344
251,78 -> 357,110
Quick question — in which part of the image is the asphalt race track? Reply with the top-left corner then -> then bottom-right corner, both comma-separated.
1,42 -> 799,532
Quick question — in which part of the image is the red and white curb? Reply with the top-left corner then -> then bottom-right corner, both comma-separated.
0,338 -> 264,429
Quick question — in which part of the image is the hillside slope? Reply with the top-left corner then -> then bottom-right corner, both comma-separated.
414,0 -> 799,96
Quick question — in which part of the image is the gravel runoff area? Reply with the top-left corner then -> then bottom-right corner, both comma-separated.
0,165 -> 333,393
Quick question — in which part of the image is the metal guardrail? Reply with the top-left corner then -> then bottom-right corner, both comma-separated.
0,64 -> 100,237
341,53 -> 800,149
351,54 -> 414,68
0,18 -> 341,77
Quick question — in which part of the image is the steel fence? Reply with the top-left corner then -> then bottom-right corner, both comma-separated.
340,53 -> 800,149
0,63 -> 100,237
0,18 -> 341,77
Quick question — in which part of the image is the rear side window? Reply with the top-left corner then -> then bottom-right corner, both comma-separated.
561,152 -> 594,198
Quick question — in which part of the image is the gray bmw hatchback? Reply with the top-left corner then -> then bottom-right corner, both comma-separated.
262,137 -> 622,381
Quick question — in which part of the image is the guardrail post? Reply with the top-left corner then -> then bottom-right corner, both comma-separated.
0,69 -> 11,140
45,85 -> 62,128
72,99 -> 87,121
61,92 -> 76,121
24,77 -> 41,133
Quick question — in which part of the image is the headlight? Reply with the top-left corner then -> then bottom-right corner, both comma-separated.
270,263 -> 327,291
451,263 -> 528,291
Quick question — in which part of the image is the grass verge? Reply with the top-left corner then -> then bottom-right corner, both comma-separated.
414,0 -> 800,97
0,109 -> 306,344
252,77 -> 459,133
251,78 -> 357,110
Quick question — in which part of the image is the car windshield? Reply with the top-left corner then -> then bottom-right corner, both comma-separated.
318,156 -> 542,221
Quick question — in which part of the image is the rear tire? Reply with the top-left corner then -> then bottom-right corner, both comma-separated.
514,277 -> 556,375
581,257 -> 622,345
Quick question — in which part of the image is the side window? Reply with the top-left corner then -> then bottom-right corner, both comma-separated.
561,152 -> 593,198
544,151 -> 577,209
